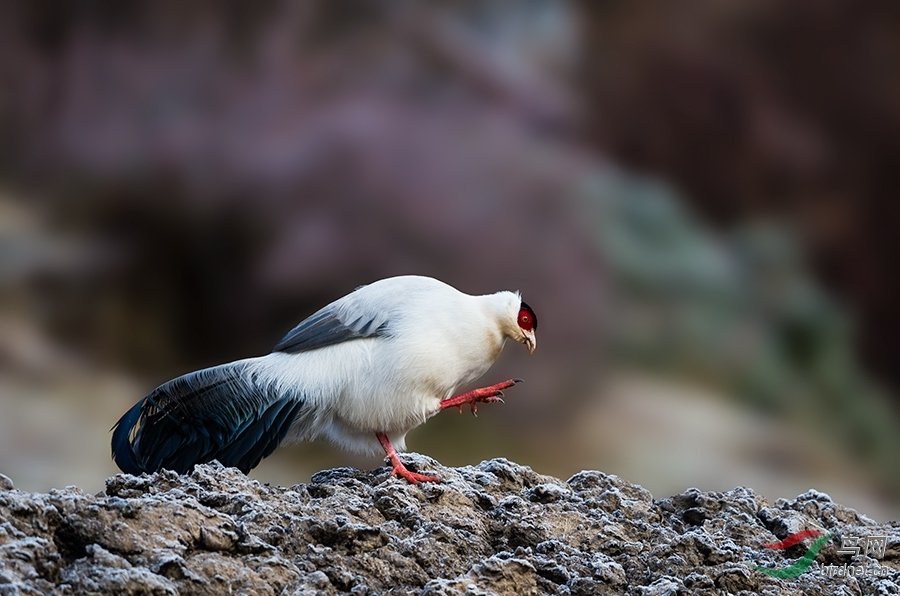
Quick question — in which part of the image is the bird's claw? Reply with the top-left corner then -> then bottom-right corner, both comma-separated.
492,379 -> 522,391
469,392 -> 505,416
389,464 -> 440,484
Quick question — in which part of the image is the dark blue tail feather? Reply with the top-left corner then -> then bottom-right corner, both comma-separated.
110,362 -> 305,475
110,400 -> 147,475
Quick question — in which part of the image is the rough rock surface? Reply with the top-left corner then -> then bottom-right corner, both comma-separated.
0,457 -> 897,595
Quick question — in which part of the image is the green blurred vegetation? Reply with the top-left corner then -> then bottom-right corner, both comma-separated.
579,169 -> 900,494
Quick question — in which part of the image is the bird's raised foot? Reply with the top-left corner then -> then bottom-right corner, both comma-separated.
439,378 -> 522,415
465,395 -> 505,417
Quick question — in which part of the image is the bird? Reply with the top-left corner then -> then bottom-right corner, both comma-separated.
111,275 -> 537,483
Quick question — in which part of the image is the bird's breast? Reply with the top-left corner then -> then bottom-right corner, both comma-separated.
333,327 -> 502,433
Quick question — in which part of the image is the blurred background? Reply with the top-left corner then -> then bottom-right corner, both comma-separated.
1,1 -> 899,520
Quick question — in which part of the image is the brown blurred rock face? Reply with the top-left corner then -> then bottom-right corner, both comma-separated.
0,1 -> 603,413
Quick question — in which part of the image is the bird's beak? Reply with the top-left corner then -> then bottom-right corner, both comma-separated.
524,332 -> 536,355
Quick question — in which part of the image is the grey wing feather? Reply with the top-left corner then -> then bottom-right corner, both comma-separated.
272,302 -> 388,354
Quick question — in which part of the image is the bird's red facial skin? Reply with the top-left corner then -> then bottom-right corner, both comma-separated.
517,304 -> 536,332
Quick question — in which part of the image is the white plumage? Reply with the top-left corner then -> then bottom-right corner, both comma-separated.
112,275 -> 537,483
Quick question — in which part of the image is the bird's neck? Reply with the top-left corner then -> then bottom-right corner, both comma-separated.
477,291 -> 519,335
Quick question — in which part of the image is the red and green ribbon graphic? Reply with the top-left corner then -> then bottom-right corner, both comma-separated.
754,529 -> 831,579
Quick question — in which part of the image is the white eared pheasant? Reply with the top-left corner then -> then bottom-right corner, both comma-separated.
111,275 -> 537,483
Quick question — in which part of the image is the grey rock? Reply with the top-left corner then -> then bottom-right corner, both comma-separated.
0,457 -> 897,595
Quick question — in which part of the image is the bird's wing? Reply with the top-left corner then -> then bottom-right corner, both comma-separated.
111,361 -> 314,474
272,294 -> 390,354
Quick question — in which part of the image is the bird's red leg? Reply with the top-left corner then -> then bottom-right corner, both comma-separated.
438,379 -> 522,416
376,432 -> 439,484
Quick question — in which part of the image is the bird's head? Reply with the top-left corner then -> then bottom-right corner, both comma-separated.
516,300 -> 538,354
503,297 -> 537,355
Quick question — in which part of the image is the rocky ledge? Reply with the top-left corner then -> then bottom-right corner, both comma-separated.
0,456 -> 897,595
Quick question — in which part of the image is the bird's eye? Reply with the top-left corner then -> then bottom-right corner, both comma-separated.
517,303 -> 537,331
